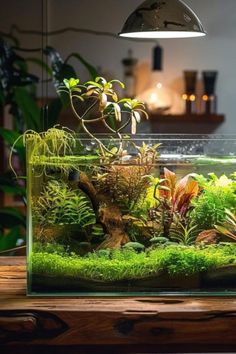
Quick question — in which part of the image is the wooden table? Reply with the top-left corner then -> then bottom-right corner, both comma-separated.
1,257 -> 236,353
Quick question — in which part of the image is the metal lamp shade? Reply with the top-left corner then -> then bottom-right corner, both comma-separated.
119,0 -> 206,39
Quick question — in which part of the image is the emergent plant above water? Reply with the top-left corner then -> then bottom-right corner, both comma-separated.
23,76 -> 236,295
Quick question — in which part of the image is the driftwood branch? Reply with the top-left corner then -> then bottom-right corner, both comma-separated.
77,172 -> 129,248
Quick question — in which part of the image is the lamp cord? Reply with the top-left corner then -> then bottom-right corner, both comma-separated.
0,24 -> 158,52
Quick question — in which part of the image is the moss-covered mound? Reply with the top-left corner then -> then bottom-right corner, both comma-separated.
31,243 -> 236,282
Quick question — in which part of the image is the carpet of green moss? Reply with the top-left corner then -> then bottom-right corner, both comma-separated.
31,244 -> 236,282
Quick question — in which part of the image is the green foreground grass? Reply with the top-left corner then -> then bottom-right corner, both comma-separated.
31,244 -> 236,282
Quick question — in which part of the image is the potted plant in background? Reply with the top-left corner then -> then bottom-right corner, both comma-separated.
0,37 -> 98,254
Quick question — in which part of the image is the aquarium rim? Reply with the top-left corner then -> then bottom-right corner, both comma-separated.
71,133 -> 236,142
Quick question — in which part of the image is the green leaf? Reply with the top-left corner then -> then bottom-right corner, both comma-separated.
110,79 -> 125,89
0,184 -> 25,195
63,78 -> 80,90
66,53 -> 98,80
0,128 -> 25,162
14,87 -> 41,131
95,76 -> 106,84
57,66 -> 77,107
0,207 -> 26,229
86,81 -> 103,89
208,172 -> 218,181
0,175 -> 25,196
0,227 -> 22,252
119,98 -> 132,105
0,127 -> 20,145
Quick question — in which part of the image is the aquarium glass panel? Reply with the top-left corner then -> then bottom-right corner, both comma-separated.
27,134 -> 236,296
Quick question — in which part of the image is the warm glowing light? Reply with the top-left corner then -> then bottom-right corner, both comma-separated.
189,94 -> 196,102
182,94 -> 188,101
137,84 -> 175,114
119,31 -> 206,39
150,93 -> 158,103
202,95 -> 209,101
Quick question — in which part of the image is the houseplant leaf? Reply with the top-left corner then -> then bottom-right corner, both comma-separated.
65,53 -> 98,80
0,207 -> 26,229
0,127 -> 25,162
0,227 -> 21,251
14,87 -> 41,131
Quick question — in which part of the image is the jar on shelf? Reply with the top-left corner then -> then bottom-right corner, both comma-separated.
201,71 -> 218,115
182,71 -> 198,114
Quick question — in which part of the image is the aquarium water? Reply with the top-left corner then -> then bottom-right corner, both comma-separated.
27,135 -> 236,296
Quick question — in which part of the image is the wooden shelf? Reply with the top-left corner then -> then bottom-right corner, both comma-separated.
148,114 -> 225,134
149,113 -> 225,123
1,256 -> 236,353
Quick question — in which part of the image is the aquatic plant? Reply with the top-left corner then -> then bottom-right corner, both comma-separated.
194,173 -> 235,189
157,168 -> 199,216
32,180 -> 95,228
170,221 -> 199,246
151,168 -> 199,239
123,242 -> 145,252
92,143 -> 160,214
215,209 -> 236,241
134,142 -> 161,165
11,126 -> 78,177
191,176 -> 235,230
59,76 -> 148,158
94,166 -> 151,214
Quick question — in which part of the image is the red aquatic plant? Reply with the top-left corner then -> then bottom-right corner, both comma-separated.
152,168 -> 199,238
159,168 -> 199,217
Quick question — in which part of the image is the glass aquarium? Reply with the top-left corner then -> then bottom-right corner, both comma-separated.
27,133 -> 236,296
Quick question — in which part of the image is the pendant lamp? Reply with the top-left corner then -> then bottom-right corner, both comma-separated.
119,0 -> 206,39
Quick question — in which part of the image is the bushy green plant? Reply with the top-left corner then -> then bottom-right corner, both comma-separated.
33,242 -> 66,255
170,223 -> 199,246
215,209 -> 236,241
191,183 -> 235,231
32,180 -> 95,227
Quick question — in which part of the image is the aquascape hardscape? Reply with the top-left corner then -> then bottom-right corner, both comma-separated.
22,77 -> 236,295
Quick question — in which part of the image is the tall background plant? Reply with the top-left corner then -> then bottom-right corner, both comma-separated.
0,37 -> 98,253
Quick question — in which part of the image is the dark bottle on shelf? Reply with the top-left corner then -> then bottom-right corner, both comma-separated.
182,71 -> 198,114
201,71 -> 218,114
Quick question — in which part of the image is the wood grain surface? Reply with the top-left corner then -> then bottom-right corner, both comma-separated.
1,256 -> 236,353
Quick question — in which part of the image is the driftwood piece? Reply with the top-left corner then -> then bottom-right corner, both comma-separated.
77,172 -> 129,249
2,257 -> 236,353
196,229 -> 221,245
196,229 -> 236,245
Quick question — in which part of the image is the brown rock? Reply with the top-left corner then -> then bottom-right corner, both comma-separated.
195,229 -> 221,245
